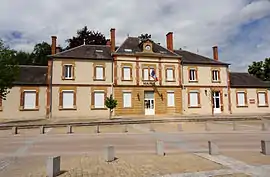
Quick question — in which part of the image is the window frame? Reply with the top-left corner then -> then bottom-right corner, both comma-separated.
236,90 -> 248,107
91,88 -> 107,110
93,63 -> 106,81
257,90 -> 269,107
142,65 -> 157,81
167,91 -> 175,107
211,68 -> 221,82
123,92 -> 132,108
59,87 -> 77,110
165,65 -> 175,82
62,61 -> 75,80
121,63 -> 133,81
188,67 -> 198,82
188,89 -> 201,108
20,87 -> 39,111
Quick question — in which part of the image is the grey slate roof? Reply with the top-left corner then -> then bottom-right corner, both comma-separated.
174,50 -> 230,66
14,65 -> 47,86
50,45 -> 113,60
230,72 -> 269,88
115,37 -> 179,57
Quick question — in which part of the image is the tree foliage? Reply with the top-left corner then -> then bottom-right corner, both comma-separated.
0,39 -> 19,100
65,26 -> 107,49
32,42 -> 51,65
105,94 -> 118,119
138,33 -> 152,41
248,58 -> 270,81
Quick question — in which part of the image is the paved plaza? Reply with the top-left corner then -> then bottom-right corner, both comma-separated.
0,120 -> 269,177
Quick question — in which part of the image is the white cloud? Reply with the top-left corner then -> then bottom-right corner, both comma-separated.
0,0 -> 270,71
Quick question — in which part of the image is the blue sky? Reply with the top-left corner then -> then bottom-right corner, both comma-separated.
0,0 -> 270,72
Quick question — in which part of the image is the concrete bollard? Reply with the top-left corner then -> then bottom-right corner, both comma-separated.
205,122 -> 210,131
95,125 -> 100,133
104,146 -> 115,162
150,124 -> 155,132
67,125 -> 72,134
40,126 -> 45,134
122,125 -> 128,133
261,140 -> 270,155
208,141 -> 219,155
233,121 -> 237,131
156,140 -> 165,156
262,122 -> 268,131
177,124 -> 183,131
46,156 -> 61,177
12,127 -> 18,135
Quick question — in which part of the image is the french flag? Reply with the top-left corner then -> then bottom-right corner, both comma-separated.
150,70 -> 158,81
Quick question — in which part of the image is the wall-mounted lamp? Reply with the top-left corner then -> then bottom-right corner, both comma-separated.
160,93 -> 163,100
205,89 -> 207,96
137,93 -> 140,101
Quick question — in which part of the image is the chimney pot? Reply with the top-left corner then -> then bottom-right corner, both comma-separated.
213,46 -> 218,61
166,32 -> 173,51
51,36 -> 57,55
110,28 -> 116,52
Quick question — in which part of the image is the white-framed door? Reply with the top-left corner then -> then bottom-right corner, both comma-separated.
213,91 -> 221,114
144,91 -> 155,115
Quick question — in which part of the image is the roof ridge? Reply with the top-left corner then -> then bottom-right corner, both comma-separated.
50,44 -> 85,56
84,44 -> 109,47
19,65 -> 48,68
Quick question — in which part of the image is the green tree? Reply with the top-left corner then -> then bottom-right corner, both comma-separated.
65,26 -> 107,49
13,51 -> 32,65
105,94 -> 118,119
0,39 -> 19,100
248,58 -> 270,81
32,42 -> 51,66
138,33 -> 152,41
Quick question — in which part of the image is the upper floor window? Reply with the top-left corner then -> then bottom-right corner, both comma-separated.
189,68 -> 197,82
257,91 -> 268,107
212,69 -> 220,82
94,64 -> 105,81
143,67 -> 156,81
166,67 -> 175,81
62,63 -> 75,80
122,66 -> 132,81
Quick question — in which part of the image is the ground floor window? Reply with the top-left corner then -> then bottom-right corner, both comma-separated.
94,92 -> 105,108
236,91 -> 247,107
59,88 -> 76,110
188,90 -> 200,108
167,91 -> 175,107
123,92 -> 132,108
257,91 -> 268,106
20,88 -> 39,111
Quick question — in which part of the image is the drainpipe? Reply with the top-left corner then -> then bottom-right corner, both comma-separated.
49,59 -> 53,119
181,60 -> 185,114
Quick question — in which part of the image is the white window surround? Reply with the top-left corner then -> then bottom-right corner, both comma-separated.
64,65 -> 73,79
237,92 -> 246,106
95,66 -> 104,80
258,92 -> 267,106
167,92 -> 175,107
123,92 -> 132,108
23,90 -> 37,109
189,91 -> 199,107
123,67 -> 131,80
189,69 -> 196,81
62,90 -> 74,109
94,92 -> 105,108
166,68 -> 174,81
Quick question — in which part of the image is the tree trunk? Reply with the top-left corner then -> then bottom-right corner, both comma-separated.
109,109 -> 112,119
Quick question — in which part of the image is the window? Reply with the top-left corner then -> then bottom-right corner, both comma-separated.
94,92 -> 105,108
123,92 -> 132,108
62,91 -> 74,109
64,65 -> 73,79
257,92 -> 268,106
20,89 -> 39,111
236,91 -> 247,107
166,68 -> 174,81
123,67 -> 131,80
59,88 -> 76,110
142,66 -> 157,81
143,68 -> 149,80
188,91 -> 200,107
95,66 -> 104,80
167,92 -> 175,107
189,68 -> 197,81
149,68 -> 155,81
212,70 -> 220,82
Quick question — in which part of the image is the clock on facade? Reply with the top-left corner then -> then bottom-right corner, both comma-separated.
145,45 -> 151,51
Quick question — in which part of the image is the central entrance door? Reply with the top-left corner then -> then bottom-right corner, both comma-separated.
144,91 -> 155,115
213,91 -> 221,114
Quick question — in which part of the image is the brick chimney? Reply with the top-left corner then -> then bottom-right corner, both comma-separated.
166,32 -> 173,51
213,46 -> 218,61
51,36 -> 57,55
110,28 -> 115,52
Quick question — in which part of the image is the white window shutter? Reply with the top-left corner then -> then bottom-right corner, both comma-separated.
167,69 -> 173,81
143,69 -> 148,80
94,92 -> 105,108
123,92 -> 132,108
63,92 -> 74,108
258,93 -> 266,106
190,92 -> 198,107
96,67 -> 103,80
24,92 -> 36,109
167,92 -> 175,107
123,67 -> 130,80
237,92 -> 245,106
